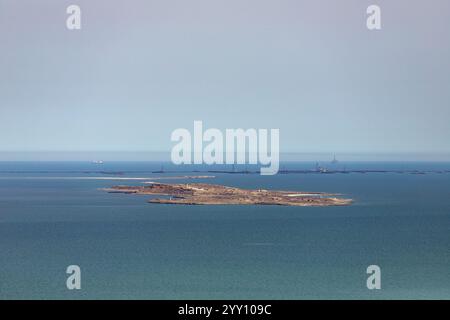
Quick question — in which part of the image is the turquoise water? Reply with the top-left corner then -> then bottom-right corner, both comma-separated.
0,162 -> 449,299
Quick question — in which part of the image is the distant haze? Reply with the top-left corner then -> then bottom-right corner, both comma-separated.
1,0 -> 449,159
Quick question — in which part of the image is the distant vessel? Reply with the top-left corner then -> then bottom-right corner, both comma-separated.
319,167 -> 330,173
152,165 -> 165,173
314,162 -> 329,173
92,160 -> 104,164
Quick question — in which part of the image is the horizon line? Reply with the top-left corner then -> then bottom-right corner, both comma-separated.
0,151 -> 450,162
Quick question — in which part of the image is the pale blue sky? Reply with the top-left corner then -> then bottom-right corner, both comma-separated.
1,0 -> 449,159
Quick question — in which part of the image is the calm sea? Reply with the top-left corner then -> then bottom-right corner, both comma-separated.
0,161 -> 449,299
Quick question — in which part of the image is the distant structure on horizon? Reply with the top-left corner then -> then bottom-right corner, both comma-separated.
153,165 -> 165,173
331,154 -> 338,164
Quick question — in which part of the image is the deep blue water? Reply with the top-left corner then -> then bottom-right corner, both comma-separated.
0,162 -> 449,299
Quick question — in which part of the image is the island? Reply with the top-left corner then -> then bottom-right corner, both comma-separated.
104,182 -> 352,206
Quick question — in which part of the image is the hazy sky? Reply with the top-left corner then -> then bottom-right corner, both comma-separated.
1,0 -> 449,158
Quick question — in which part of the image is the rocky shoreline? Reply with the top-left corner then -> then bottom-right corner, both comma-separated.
104,182 -> 352,207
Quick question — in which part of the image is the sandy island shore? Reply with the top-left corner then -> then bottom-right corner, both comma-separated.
104,182 -> 352,206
